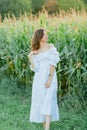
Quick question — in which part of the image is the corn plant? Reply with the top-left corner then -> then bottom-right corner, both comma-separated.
0,9 -> 87,100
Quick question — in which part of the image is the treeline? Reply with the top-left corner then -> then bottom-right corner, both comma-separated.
0,0 -> 87,18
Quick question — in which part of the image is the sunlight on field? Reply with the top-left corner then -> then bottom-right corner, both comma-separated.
0,8 -> 87,130
0,9 -> 87,27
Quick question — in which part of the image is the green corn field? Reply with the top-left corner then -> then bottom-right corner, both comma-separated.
0,9 -> 87,100
0,9 -> 87,130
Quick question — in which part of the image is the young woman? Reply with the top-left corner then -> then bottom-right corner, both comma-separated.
28,28 -> 60,130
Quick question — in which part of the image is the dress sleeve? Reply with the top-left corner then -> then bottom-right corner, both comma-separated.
29,55 -> 40,73
49,46 -> 60,67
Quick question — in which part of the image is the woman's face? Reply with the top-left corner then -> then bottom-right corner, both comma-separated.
41,30 -> 48,42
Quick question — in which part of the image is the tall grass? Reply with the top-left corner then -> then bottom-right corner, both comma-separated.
0,74 -> 87,130
0,9 -> 87,100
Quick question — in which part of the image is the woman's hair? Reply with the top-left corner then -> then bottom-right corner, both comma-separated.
31,28 -> 45,51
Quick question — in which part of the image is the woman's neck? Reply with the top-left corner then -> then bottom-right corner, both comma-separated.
40,42 -> 48,49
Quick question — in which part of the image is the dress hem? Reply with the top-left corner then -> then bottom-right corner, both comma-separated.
29,118 -> 60,123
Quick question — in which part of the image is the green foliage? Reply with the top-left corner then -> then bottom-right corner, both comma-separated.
0,75 -> 87,130
0,10 -> 87,101
31,0 -> 44,13
83,0 -> 87,3
0,8 -> 87,130
0,0 -> 31,18
58,0 -> 85,10
0,0 -> 87,18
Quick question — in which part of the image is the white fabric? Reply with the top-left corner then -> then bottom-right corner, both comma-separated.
29,55 -> 40,72
49,47 -> 60,67
29,45 -> 60,123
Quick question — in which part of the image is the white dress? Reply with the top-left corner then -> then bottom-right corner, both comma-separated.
29,44 -> 60,123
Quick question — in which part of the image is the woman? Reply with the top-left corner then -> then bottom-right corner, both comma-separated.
28,28 -> 60,130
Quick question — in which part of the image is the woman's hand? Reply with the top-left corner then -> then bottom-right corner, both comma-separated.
45,80 -> 51,88
28,51 -> 38,58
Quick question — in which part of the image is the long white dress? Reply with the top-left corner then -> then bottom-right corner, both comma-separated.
29,44 -> 60,123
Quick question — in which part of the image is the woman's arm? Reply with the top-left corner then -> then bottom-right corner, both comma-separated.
28,54 -> 36,70
45,65 -> 55,88
28,51 -> 39,72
